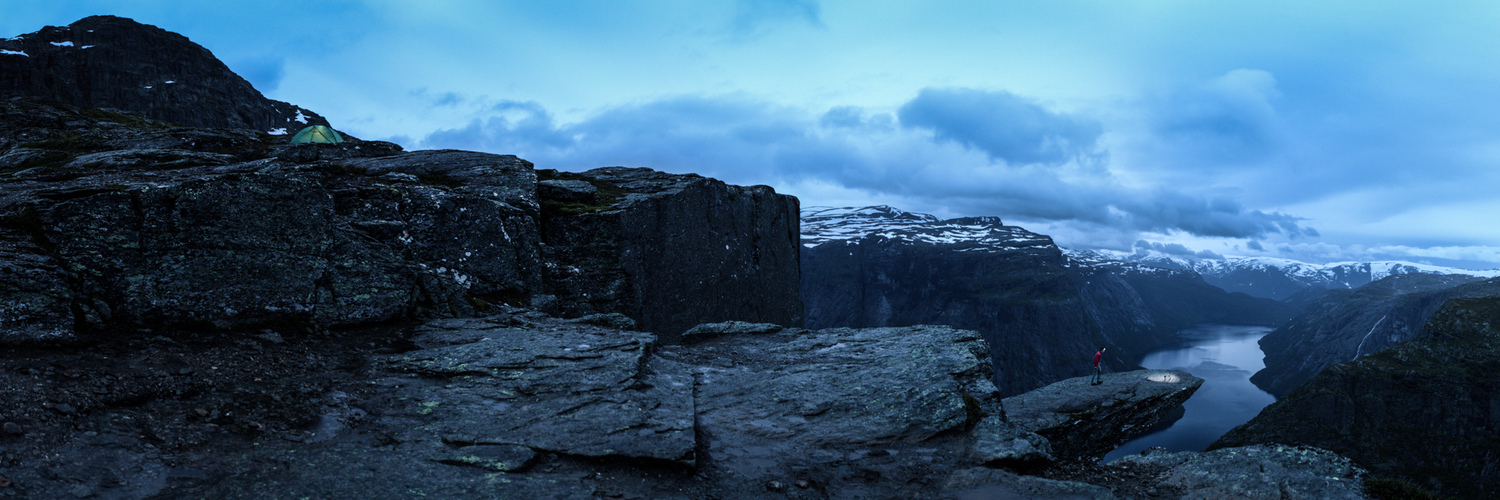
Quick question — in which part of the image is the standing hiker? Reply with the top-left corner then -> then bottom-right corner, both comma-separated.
1091,347 -> 1105,385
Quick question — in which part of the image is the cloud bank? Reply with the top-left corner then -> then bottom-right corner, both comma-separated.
408,86 -> 1316,244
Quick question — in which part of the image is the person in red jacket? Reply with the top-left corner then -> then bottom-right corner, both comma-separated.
1091,347 -> 1106,385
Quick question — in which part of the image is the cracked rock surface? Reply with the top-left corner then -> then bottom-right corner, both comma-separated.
0,309 -> 1376,498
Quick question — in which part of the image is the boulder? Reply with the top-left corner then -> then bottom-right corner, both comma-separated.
680,320 -> 784,344
1003,369 -> 1203,460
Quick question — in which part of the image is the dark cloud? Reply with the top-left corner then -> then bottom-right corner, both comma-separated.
1246,240 -> 1265,251
897,87 -> 1102,166
1130,240 -> 1226,260
416,90 -> 1315,242
819,106 -> 894,130
1111,190 -> 1311,239
421,100 -> 574,152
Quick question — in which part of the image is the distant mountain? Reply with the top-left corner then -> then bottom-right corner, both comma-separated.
1250,273 -> 1495,397
1093,248 -> 1500,300
0,15 -> 328,133
800,206 -> 1291,395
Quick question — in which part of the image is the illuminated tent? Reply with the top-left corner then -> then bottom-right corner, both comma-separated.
289,125 -> 345,144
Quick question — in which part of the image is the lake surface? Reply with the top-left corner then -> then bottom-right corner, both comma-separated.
1101,324 -> 1276,462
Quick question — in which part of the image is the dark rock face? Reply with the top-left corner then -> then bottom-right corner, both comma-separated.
537,168 -> 802,341
1,96 -> 802,344
800,207 -> 1290,396
803,232 -> 1100,397
0,16 -> 328,132
0,98 -> 544,342
1216,292 -> 1500,498
1002,369 -> 1203,460
1251,273 -> 1492,397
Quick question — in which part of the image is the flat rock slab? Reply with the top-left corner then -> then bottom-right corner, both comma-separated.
661,324 -> 1057,497
1112,444 -> 1368,499
382,316 -> 696,463
1003,369 -> 1203,460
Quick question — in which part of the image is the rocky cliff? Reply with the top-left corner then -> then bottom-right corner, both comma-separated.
0,16 -> 329,132
1003,369 -> 1203,460
0,97 -> 540,343
1251,273 -> 1494,397
0,96 -> 802,344
1216,292 -> 1500,498
801,207 -> 1290,396
537,168 -> 803,341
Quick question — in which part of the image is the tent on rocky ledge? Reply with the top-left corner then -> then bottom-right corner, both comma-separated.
289,125 -> 344,144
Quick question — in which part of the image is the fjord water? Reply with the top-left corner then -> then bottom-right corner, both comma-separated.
1102,324 -> 1276,462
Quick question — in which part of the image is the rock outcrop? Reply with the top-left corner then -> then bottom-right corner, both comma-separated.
1003,369 -> 1204,461
0,98 -> 545,343
1216,293 -> 1500,498
0,16 -> 328,132
1251,273 -> 1494,396
537,168 -> 802,341
0,96 -> 804,344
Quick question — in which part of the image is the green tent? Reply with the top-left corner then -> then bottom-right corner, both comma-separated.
289,125 -> 345,144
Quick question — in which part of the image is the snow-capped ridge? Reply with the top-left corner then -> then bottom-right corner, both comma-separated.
801,205 -> 1051,252
1083,247 -> 1500,299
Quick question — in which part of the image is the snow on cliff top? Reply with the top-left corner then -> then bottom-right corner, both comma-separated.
801,206 -> 1051,251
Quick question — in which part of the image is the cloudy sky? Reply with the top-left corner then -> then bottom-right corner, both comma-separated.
7,1 -> 1500,269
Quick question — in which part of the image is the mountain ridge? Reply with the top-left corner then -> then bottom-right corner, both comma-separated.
0,15 -> 330,133
1093,248 -> 1500,300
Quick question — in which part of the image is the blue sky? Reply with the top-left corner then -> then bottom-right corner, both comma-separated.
6,1 -> 1500,269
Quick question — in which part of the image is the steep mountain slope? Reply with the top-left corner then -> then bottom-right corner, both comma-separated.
1,15 -> 328,132
801,206 -> 1291,395
1250,274 -> 1494,396
1215,291 -> 1500,498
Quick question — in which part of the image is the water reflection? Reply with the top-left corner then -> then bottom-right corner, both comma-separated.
1102,324 -> 1276,462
